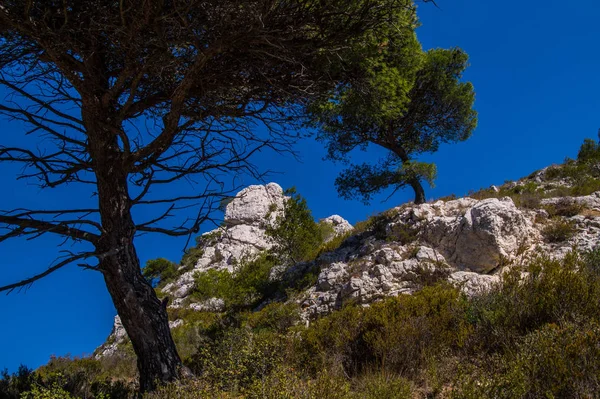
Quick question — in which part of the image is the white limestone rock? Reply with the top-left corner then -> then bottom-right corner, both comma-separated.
224,183 -> 285,226
541,191 -> 600,210
189,298 -> 226,312
423,198 -> 533,272
321,215 -> 353,241
449,271 -> 500,296
94,316 -> 127,358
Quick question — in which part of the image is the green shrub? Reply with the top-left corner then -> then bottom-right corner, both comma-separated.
302,285 -> 470,377
143,258 -> 179,286
469,181 -> 543,209
265,188 -> 324,263
541,218 -> 577,243
386,222 -> 418,244
544,198 -> 583,217
245,302 -> 301,333
189,329 -> 286,392
455,322 -> 600,399
21,383 -> 77,399
143,379 -> 225,399
466,251 -> 600,353
192,253 -> 278,309
352,372 -> 412,399
317,230 -> 353,256
245,367 -> 352,399
180,246 -> 205,270
411,262 -> 452,288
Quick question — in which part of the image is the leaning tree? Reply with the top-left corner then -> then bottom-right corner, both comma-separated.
0,0 -> 431,392
310,19 -> 477,204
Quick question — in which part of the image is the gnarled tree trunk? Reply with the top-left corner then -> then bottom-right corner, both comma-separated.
87,111 -> 184,392
408,177 -> 426,205
99,240 -> 182,392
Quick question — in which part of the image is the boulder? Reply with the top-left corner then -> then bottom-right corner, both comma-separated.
224,183 -> 285,226
424,198 -> 533,272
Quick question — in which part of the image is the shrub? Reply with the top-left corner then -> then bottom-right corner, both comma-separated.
352,372 -> 412,399
143,379 -> 224,399
316,230 -> 353,256
180,245 -> 205,270
455,322 -> 600,399
188,329 -> 286,392
544,198 -> 583,217
143,258 -> 179,286
192,252 -> 278,309
245,367 -> 352,399
466,251 -> 600,353
541,218 -> 577,243
21,383 -> 76,399
245,302 -> 301,333
386,222 -> 418,244
265,188 -> 324,264
302,285 -> 470,377
411,262 -> 452,288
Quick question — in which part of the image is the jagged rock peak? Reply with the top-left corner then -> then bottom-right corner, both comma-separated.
224,183 -> 285,226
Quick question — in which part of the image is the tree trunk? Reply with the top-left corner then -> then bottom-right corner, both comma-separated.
99,242 -> 183,392
384,141 -> 427,205
85,111 -> 184,392
408,178 -> 426,205
94,172 -> 184,392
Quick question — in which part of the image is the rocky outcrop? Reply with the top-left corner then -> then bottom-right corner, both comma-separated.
416,198 -> 535,272
162,183 -> 288,302
294,193 -> 600,319
97,179 -> 600,355
320,215 -> 353,241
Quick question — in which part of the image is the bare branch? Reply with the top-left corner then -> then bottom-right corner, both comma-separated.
0,215 -> 100,243
0,252 -> 91,294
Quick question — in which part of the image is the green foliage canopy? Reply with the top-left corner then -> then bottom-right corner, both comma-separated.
311,16 -> 477,204
142,258 -> 178,286
265,188 -> 324,264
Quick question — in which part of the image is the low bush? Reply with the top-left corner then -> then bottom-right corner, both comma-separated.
352,372 -> 412,399
541,218 -> 577,243
455,322 -> 600,399
192,252 -> 278,309
188,329 -> 287,392
21,383 -> 77,399
544,198 -> 583,217
466,251 -> 600,353
245,302 -> 301,333
302,284 -> 470,377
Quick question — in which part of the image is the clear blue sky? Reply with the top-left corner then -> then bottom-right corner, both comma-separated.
2,0 -> 600,372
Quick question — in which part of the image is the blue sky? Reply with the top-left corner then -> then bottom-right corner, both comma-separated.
2,0 -> 600,372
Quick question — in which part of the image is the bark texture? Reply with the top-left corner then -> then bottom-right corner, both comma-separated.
86,108 -> 183,391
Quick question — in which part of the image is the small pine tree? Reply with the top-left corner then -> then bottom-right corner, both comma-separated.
265,188 -> 323,264
577,138 -> 600,164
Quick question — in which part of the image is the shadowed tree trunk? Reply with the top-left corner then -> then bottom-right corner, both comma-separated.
387,141 -> 427,205
408,177 -> 426,205
87,114 -> 184,390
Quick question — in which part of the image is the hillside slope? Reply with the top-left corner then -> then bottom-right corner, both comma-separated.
98,145 -> 600,359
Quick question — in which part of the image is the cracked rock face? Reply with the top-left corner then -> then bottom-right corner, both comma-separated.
224,183 -> 285,226
426,198 -> 534,272
162,183 -> 287,299
399,198 -> 534,273
321,215 -> 354,241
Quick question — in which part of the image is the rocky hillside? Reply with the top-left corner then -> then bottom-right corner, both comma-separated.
97,155 -> 600,357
